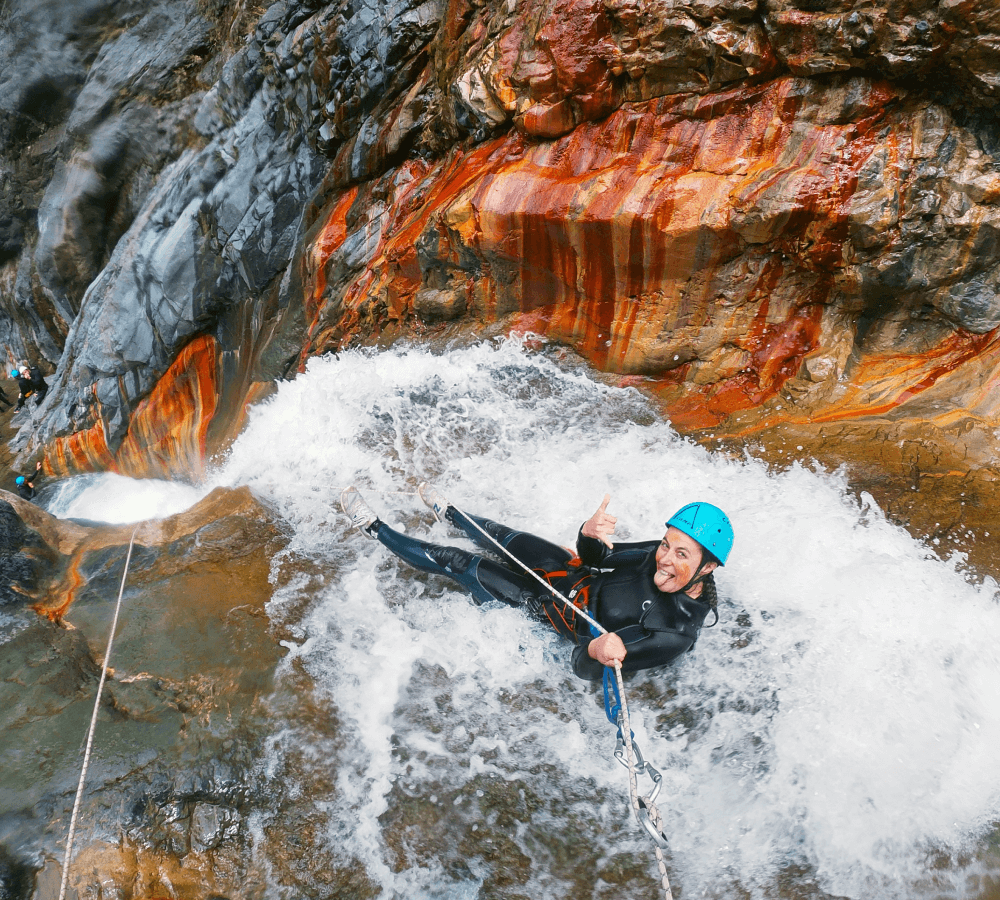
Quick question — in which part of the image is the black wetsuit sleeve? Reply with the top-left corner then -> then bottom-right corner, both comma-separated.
576,527 -> 659,568
570,627 -> 695,680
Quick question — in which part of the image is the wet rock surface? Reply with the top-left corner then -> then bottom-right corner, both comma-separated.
0,500 -> 53,606
0,486 -> 288,900
3,0 -> 1000,890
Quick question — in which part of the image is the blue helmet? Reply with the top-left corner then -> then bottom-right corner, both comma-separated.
667,502 -> 733,565
15,476 -> 25,485
9,370 -> 17,378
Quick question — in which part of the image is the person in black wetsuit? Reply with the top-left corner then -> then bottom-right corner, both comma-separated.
340,485 -> 733,680
14,461 -> 43,501
28,365 -> 47,405
12,369 -> 31,409
13,364 -> 48,410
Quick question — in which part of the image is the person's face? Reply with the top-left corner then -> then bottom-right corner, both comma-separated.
654,527 -> 714,593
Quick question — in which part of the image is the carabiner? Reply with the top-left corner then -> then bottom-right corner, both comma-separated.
637,797 -> 670,849
642,760 -> 662,804
614,731 -> 646,774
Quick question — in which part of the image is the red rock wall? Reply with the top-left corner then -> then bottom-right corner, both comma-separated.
27,0 -> 1000,482
302,73 -> 1000,457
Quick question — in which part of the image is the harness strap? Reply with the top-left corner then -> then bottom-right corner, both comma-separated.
533,566 -> 593,640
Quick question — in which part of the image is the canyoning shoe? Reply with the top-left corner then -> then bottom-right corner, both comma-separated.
418,482 -> 450,522
341,486 -> 378,538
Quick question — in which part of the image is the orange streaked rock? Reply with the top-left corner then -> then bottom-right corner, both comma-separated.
700,327 -> 1000,436
308,77 -> 883,401
45,335 -> 220,479
113,335 -> 220,479
297,71 -> 1000,483
31,67 -> 1000,490
44,411 -> 116,477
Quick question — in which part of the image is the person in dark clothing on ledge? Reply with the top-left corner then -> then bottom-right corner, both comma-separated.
340,484 -> 733,680
28,365 -> 48,405
11,369 -> 30,409
13,364 -> 48,410
14,460 -> 43,501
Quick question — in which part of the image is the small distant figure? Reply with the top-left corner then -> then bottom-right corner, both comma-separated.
10,369 -> 29,408
14,460 -> 43,501
12,364 -> 48,410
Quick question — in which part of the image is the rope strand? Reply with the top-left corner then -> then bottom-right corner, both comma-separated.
616,666 -> 673,897
58,529 -> 138,900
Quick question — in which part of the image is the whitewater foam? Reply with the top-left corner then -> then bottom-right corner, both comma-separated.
43,471 -> 210,523
209,338 -> 1000,898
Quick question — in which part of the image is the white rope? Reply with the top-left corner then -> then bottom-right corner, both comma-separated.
58,529 -> 138,900
446,503 -> 673,899
615,665 -> 673,898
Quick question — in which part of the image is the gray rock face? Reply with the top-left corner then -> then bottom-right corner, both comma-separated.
0,498 -> 58,605
1,0 -> 447,468
762,0 -> 1000,103
30,84 -> 323,452
0,0 -> 215,360
2,0 -> 1000,478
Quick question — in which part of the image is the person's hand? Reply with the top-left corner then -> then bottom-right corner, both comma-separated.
35,460 -> 42,471
581,494 -> 617,548
588,632 -> 627,667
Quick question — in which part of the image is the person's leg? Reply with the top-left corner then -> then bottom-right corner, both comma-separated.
372,520 -> 540,608
374,519 -> 589,640
432,509 -> 592,640
443,508 -> 573,572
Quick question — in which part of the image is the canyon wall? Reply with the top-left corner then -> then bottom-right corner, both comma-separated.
3,0 -> 1000,488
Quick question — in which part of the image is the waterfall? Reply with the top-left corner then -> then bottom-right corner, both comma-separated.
42,337 -> 1000,898
44,472 -> 210,523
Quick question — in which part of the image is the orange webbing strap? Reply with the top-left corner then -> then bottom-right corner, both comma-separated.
534,567 -> 592,640
448,505 -> 607,637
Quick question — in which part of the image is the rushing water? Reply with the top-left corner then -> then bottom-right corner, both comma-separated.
46,338 -> 1000,899
44,472 -> 209,523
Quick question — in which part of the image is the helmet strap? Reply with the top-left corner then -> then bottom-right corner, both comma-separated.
680,562 -> 711,597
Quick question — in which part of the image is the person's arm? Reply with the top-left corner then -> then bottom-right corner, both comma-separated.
576,494 -> 660,567
572,627 -> 696,680
577,527 -> 659,568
